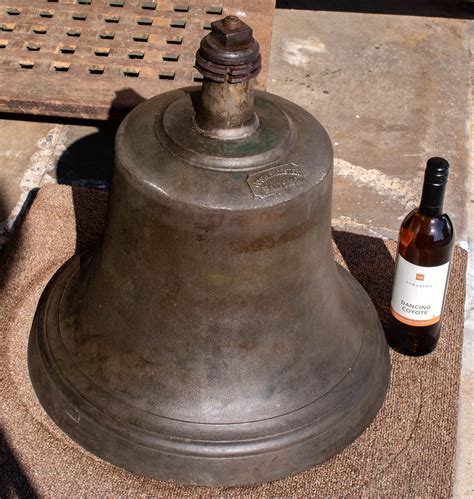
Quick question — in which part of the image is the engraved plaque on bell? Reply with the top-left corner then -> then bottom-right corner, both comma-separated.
28,16 -> 390,486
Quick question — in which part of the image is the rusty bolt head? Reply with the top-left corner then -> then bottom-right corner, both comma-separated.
195,15 -> 261,82
211,16 -> 253,49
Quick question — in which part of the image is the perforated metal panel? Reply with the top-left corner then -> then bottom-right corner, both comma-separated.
0,0 -> 274,119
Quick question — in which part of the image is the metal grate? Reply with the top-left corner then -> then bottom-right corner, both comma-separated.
0,0 -> 275,119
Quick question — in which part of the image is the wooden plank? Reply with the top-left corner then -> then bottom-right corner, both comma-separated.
0,0 -> 275,120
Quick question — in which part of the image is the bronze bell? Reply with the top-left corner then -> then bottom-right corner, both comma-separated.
29,16 -> 390,486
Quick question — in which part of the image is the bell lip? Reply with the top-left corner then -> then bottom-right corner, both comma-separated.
28,253 -> 390,486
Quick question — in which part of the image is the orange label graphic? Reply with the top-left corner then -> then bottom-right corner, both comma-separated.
416,273 -> 425,281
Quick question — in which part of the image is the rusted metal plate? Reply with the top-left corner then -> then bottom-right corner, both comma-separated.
0,0 -> 275,119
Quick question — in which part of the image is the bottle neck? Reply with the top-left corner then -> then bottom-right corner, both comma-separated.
419,180 -> 446,216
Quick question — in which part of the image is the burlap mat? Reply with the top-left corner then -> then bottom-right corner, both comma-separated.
0,184 -> 466,497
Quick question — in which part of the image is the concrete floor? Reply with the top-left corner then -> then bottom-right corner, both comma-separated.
268,10 -> 470,242
0,7 -> 472,496
455,22 -> 474,498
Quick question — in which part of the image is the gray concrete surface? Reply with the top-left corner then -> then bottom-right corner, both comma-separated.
268,10 -> 470,242
453,22 -> 474,499
0,7 -> 472,496
0,120 -> 58,246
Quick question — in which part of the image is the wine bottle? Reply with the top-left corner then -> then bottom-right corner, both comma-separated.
386,157 -> 454,356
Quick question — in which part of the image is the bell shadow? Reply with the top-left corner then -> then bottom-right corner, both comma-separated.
333,229 -> 395,330
276,0 -> 472,19
0,429 -> 38,498
56,89 -> 145,191
55,88 -> 146,254
55,122 -> 115,190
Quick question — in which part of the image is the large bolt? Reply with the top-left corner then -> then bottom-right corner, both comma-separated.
195,16 -> 261,83
210,16 -> 253,50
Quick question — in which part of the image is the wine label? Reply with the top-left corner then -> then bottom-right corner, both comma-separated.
390,255 -> 450,327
